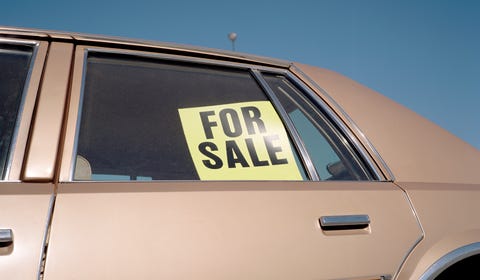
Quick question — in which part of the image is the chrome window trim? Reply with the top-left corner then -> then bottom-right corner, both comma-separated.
251,69 -> 319,181
419,242 -> 480,280
0,39 -> 39,181
83,47 -> 267,72
284,71 -> 383,181
68,49 -> 89,181
290,65 -> 392,181
67,46 -> 382,182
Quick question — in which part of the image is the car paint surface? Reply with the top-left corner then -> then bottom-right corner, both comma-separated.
0,27 -> 479,280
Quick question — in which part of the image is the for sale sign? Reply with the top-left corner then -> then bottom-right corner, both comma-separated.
178,101 -> 303,180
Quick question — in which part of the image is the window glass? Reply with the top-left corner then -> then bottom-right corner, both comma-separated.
74,53 -> 306,181
0,44 -> 33,179
263,73 -> 372,180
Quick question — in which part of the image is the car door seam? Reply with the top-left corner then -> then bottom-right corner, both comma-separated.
37,193 -> 56,280
392,182 -> 426,280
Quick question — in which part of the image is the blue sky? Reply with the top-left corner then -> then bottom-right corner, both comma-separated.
3,0 -> 480,150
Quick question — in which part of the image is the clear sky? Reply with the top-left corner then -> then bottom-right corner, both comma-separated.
3,0 -> 480,150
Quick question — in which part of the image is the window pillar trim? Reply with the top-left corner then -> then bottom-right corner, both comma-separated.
251,69 -> 320,181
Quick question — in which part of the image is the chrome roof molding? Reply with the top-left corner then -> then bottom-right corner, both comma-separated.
0,26 -> 291,68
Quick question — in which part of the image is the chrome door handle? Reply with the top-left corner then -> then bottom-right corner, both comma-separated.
0,229 -> 13,246
319,215 -> 370,230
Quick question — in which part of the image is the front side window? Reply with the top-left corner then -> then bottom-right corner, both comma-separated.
73,53 -> 306,181
0,44 -> 33,179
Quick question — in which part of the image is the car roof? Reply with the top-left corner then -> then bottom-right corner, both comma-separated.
0,26 -> 291,68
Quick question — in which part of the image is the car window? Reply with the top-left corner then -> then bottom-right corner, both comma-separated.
73,52 -> 307,181
263,73 -> 373,180
0,44 -> 33,179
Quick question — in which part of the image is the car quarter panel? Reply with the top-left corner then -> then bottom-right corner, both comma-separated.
394,183 -> 480,280
293,63 -> 480,185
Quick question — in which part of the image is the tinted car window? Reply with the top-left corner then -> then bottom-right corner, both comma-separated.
0,44 -> 33,179
263,73 -> 372,180
74,53 -> 306,181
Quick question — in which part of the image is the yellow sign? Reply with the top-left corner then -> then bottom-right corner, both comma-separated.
178,101 -> 303,180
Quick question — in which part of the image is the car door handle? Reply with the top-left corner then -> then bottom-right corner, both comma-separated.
0,229 -> 13,246
319,215 -> 370,230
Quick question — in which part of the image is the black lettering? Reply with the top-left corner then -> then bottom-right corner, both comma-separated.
198,142 -> 223,169
219,109 -> 242,137
200,111 -> 217,139
245,138 -> 269,166
241,106 -> 266,135
264,135 -> 288,165
226,140 -> 249,168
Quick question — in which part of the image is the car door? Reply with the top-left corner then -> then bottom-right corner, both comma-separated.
43,45 -> 423,280
0,38 -> 52,279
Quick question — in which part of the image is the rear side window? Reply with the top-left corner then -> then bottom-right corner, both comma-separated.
73,53 -> 306,181
263,74 -> 372,180
0,44 -> 33,179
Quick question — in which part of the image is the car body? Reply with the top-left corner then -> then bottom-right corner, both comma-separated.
0,26 -> 479,280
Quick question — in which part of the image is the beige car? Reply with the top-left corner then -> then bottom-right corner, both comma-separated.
0,27 -> 479,280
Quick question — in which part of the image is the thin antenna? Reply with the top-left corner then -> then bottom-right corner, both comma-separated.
228,32 -> 237,51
